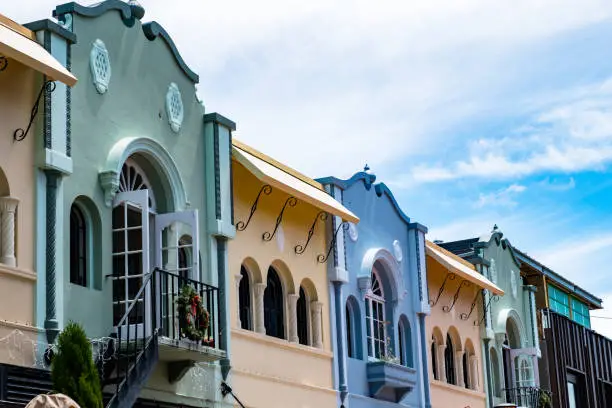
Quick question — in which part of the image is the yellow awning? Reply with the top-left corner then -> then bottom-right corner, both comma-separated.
0,15 -> 77,86
426,240 -> 504,295
232,140 -> 359,224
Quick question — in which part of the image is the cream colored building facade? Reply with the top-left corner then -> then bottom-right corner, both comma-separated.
228,140 -> 357,408
0,14 -> 75,366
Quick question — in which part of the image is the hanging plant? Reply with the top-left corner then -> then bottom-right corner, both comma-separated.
176,285 -> 210,342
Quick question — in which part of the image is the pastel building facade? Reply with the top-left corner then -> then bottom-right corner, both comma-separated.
228,140 -> 358,408
440,227 -> 540,408
0,11 -> 75,401
425,240 -> 503,408
24,1 -> 234,407
319,169 -> 431,408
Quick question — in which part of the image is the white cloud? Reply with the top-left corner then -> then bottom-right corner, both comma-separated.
475,184 -> 526,208
395,77 -> 612,185
538,176 -> 576,191
6,0 -> 612,177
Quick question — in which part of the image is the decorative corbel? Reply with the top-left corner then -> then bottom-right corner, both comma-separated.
429,273 -> 456,307
294,211 -> 328,255
99,170 -> 120,207
236,184 -> 272,232
357,275 -> 371,301
443,280 -> 471,313
262,196 -> 297,241
317,221 -> 349,263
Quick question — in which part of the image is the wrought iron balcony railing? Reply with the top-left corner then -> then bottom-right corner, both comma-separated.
503,386 -> 552,408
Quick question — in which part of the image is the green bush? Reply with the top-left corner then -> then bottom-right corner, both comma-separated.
51,322 -> 103,408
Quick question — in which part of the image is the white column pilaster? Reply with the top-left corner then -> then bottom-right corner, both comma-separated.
311,301 -> 323,348
288,293 -> 299,343
455,351 -> 465,387
0,197 -> 19,267
254,282 -> 266,334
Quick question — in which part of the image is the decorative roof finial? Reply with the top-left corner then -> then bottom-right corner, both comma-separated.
492,224 -> 498,232
364,164 -> 371,174
128,0 -> 145,20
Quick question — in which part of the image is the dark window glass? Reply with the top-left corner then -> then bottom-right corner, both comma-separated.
431,337 -> 439,380
346,303 -> 354,358
239,266 -> 252,330
463,352 -> 470,389
70,204 -> 87,287
297,286 -> 308,345
399,322 -> 405,365
264,267 -> 284,339
445,334 -> 456,385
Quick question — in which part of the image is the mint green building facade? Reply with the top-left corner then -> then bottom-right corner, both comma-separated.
28,1 -> 236,406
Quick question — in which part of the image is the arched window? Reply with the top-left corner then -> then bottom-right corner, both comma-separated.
398,316 -> 413,367
431,336 -> 439,380
70,204 -> 87,287
445,333 -> 456,385
239,266 -> 252,331
346,302 -> 354,358
264,267 -> 284,339
366,270 -> 386,359
297,286 -> 309,345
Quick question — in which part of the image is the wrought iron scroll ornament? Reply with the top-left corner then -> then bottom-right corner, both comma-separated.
460,289 -> 483,321
476,294 -> 500,326
317,221 -> 350,263
429,272 -> 456,307
235,184 -> 272,231
262,196 -> 297,241
0,55 -> 7,72
295,211 -> 328,255
443,279 -> 471,313
14,80 -> 56,142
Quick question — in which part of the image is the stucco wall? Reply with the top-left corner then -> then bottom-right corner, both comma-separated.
0,57 -> 40,366
426,254 -> 486,408
228,161 -> 335,408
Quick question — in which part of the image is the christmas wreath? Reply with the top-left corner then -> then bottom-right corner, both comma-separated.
176,285 -> 210,342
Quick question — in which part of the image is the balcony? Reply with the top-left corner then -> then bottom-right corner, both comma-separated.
366,361 -> 418,403
152,269 -> 225,365
503,387 -> 552,408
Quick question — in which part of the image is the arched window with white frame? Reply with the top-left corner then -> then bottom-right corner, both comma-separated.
366,269 -> 387,359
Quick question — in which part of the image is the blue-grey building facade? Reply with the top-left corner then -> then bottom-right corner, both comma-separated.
319,169 -> 431,408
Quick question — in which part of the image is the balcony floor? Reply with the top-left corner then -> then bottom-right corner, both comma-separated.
158,336 -> 226,363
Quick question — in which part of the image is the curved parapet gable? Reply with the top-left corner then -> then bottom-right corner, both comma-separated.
54,0 -> 135,27
142,22 -> 199,83
317,172 -> 412,225
53,0 -> 199,83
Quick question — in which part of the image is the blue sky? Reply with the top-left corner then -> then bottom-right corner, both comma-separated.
8,0 -> 612,335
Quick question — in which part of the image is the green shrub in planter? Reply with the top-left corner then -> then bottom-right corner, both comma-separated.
51,322 -> 103,408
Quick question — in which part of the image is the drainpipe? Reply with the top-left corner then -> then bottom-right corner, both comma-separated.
44,170 -> 61,345
216,236 -> 231,380
419,313 -> 432,408
333,281 -> 348,406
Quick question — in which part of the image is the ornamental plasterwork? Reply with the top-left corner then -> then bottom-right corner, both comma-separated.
393,240 -> 403,262
511,270 -> 518,298
166,82 -> 184,133
348,222 -> 358,242
90,39 -> 111,94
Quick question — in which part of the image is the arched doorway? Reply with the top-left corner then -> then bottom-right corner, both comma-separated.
111,156 -> 199,339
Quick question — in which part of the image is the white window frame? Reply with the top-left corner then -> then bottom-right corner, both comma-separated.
366,270 -> 387,360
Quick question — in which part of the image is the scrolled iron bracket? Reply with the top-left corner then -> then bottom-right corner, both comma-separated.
317,221 -> 349,263
0,56 -> 7,72
460,289 -> 483,321
475,294 -> 500,326
14,80 -> 56,142
443,279 -> 471,313
295,211 -> 328,255
235,184 -> 272,232
428,273 -> 456,307
262,196 -> 297,241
